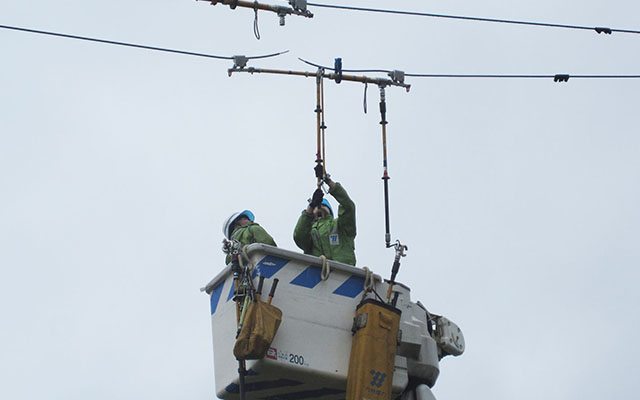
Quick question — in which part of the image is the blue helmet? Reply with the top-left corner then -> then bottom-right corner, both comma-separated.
223,210 -> 255,239
321,199 -> 333,217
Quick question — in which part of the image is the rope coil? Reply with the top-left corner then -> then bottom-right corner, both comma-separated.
320,255 -> 330,280
363,266 -> 374,291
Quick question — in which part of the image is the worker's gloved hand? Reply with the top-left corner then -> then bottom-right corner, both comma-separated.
314,164 -> 324,179
222,239 -> 232,254
310,188 -> 324,208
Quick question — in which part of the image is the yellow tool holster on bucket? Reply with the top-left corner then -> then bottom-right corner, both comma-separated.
233,300 -> 282,360
346,298 -> 401,400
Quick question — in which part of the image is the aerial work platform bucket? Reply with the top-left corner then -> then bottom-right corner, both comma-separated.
203,244 -> 461,400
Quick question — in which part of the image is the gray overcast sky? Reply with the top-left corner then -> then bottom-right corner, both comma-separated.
1,1 -> 639,399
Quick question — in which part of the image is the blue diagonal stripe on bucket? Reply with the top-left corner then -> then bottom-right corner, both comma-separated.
290,265 -> 323,288
227,278 -> 236,301
252,255 -> 290,278
333,275 -> 365,298
210,282 -> 225,315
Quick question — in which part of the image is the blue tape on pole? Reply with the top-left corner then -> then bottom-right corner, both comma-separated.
333,275 -> 365,298
290,266 -> 323,288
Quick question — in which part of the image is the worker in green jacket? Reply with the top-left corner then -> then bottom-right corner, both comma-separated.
223,210 -> 276,264
293,175 -> 356,266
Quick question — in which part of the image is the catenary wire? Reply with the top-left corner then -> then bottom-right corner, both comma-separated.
4,24 -> 639,81
0,24 -> 287,60
405,74 -> 640,79
298,58 -> 640,80
306,2 -> 640,35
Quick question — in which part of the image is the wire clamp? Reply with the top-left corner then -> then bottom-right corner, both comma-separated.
315,66 -> 324,80
334,58 -> 343,83
553,74 -> 570,83
388,70 -> 405,85
392,240 -> 408,257
289,0 -> 309,13
288,0 -> 313,17
595,27 -> 612,34
233,55 -> 249,69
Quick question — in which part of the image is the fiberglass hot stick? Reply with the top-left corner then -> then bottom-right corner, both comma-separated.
321,76 -> 327,178
315,69 -> 324,186
379,86 -> 391,249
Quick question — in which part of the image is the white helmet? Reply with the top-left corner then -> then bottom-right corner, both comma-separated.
222,210 -> 255,239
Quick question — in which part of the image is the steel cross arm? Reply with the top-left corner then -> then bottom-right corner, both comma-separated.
228,67 -> 411,91
205,0 -> 313,18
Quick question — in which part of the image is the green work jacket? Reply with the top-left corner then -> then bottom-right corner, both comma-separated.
293,183 -> 356,266
225,223 -> 277,264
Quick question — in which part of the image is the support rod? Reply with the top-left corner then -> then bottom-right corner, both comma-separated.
229,67 -> 411,91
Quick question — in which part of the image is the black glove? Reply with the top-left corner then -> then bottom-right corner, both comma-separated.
310,188 -> 324,208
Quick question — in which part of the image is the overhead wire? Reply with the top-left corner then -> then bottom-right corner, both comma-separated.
3,24 -> 639,82
405,74 -> 640,79
298,58 -> 640,81
306,2 -> 640,35
0,24 -> 287,61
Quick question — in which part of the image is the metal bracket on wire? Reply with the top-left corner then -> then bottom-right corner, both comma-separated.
226,50 -> 289,74
387,70 -> 405,85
